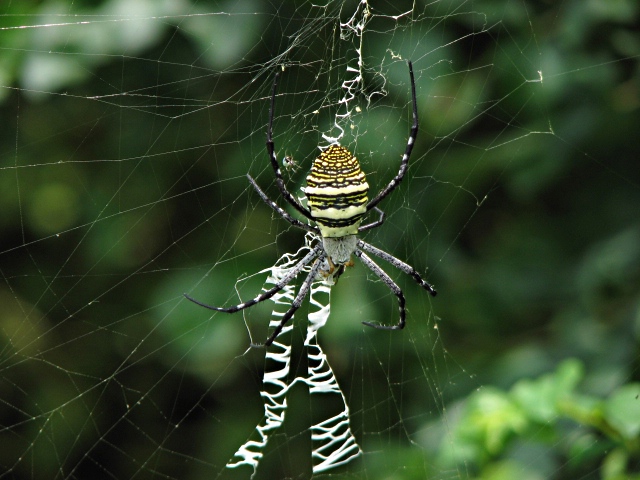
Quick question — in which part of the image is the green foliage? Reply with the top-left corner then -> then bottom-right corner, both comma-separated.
0,0 -> 639,478
434,360 -> 640,479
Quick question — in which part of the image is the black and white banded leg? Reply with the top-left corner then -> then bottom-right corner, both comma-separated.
365,60 -> 418,212
265,72 -> 315,221
354,250 -> 406,330
184,245 -> 322,314
358,207 -> 386,232
358,240 -> 437,296
247,174 -> 319,234
260,253 -> 326,347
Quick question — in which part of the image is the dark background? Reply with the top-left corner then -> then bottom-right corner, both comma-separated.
0,1 -> 639,479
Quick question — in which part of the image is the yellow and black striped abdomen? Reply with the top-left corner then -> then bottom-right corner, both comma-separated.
304,145 -> 369,238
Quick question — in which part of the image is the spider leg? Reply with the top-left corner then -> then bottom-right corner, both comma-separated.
247,174 -> 319,234
258,253 -> 326,348
358,240 -> 437,296
354,249 -> 406,331
266,72 -> 314,221
184,245 -> 321,312
366,60 -> 418,212
358,206 -> 385,232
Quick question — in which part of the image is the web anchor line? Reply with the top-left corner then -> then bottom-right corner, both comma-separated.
226,244 -> 361,476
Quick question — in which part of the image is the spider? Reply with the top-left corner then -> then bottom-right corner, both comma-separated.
185,61 -> 437,347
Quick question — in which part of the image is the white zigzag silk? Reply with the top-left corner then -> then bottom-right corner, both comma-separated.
226,243 -> 361,476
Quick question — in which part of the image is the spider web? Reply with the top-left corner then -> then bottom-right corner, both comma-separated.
1,1 -> 639,479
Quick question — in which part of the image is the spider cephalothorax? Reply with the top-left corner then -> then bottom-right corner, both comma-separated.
185,61 -> 436,347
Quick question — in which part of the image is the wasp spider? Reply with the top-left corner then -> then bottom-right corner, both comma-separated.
185,61 -> 436,347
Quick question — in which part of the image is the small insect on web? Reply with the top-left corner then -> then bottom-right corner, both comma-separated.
184,60 -> 437,348
281,154 -> 300,173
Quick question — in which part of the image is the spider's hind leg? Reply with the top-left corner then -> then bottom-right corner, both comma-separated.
358,240 -> 436,296
258,253 -> 326,347
354,249 -> 406,331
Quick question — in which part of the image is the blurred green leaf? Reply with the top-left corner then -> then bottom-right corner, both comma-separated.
480,459 -> 544,480
511,358 -> 584,423
602,448 -> 629,480
604,383 -> 640,441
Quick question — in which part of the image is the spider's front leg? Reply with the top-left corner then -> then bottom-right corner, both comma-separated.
246,174 -> 318,234
265,71 -> 315,222
366,60 -> 418,212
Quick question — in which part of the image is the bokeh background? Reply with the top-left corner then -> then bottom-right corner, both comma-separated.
1,0 -> 639,479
